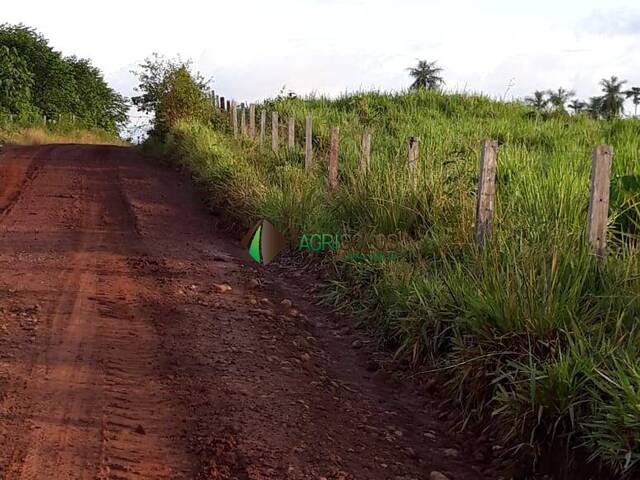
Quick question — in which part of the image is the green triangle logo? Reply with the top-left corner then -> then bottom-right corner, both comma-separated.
249,225 -> 262,263
241,220 -> 287,265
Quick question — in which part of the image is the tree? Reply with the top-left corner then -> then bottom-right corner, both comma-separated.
0,23 -> 127,133
625,86 -> 640,116
568,99 -> 587,115
587,96 -> 604,119
599,76 -> 627,119
0,45 -> 35,115
524,90 -> 548,111
132,54 -> 212,138
67,57 -> 128,131
407,60 -> 444,91
157,66 -> 212,132
547,88 -> 575,113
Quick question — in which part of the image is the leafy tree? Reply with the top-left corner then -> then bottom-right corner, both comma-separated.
0,23 -> 127,133
67,57 -> 128,131
599,76 -> 627,119
625,87 -> 640,116
157,66 -> 212,132
132,54 -> 211,138
132,54 -> 209,115
0,24 -> 77,118
547,88 -> 575,113
407,60 -> 444,91
524,90 -> 549,111
0,45 -> 35,115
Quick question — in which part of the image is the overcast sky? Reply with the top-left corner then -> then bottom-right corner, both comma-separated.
3,0 -> 640,107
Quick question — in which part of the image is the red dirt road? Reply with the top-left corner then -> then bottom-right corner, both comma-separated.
0,145 -> 496,480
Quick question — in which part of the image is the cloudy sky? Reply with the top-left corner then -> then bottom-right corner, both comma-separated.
3,0 -> 640,107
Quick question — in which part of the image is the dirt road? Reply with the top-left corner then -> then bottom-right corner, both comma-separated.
0,145 -> 497,479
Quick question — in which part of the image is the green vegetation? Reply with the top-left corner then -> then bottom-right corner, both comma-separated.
407,60 -> 444,91
140,58 -> 640,478
132,54 -> 211,139
523,75 -> 637,120
0,24 -> 127,135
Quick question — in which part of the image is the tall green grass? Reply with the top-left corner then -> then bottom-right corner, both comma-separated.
0,113 -> 125,145
163,90 -> 640,478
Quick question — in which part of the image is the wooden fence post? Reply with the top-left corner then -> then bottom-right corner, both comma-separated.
249,104 -> 256,139
272,112 -> 279,153
304,115 -> 313,172
360,130 -> 371,175
231,102 -> 238,138
260,110 -> 266,146
288,117 -> 295,149
240,107 -> 247,136
220,96 -> 226,111
408,136 -> 419,187
588,145 -> 613,263
43,115 -> 47,125
328,127 -> 340,193
226,100 -> 231,112
474,139 -> 499,248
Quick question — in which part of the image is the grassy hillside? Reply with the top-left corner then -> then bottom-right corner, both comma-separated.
161,89 -> 640,478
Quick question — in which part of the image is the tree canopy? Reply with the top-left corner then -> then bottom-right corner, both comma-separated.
132,53 -> 212,138
0,24 -> 127,133
407,60 -> 444,91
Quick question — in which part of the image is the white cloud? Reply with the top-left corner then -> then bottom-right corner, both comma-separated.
3,0 -> 640,111
579,8 -> 640,35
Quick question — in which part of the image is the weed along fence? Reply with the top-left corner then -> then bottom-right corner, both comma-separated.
199,90 -> 640,476
209,92 -> 614,262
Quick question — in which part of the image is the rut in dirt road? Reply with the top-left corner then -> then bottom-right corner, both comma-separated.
0,145 -> 499,480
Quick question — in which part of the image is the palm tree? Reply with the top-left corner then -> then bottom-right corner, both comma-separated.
407,60 -> 444,91
524,90 -> 548,111
568,99 -> 587,115
625,86 -> 640,116
547,88 -> 575,113
599,76 -> 627,118
587,96 -> 604,119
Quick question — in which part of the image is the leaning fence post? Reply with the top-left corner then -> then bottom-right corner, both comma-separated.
249,104 -> 256,139
220,96 -> 225,111
474,139 -> 499,248
328,127 -> 340,194
272,112 -> 279,153
288,117 -> 295,150
304,115 -> 313,172
226,100 -> 231,112
588,145 -> 613,263
260,110 -> 266,146
231,102 -> 238,138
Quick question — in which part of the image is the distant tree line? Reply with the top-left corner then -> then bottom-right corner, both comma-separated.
408,60 -> 639,120
524,77 -> 639,119
0,24 -> 128,133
